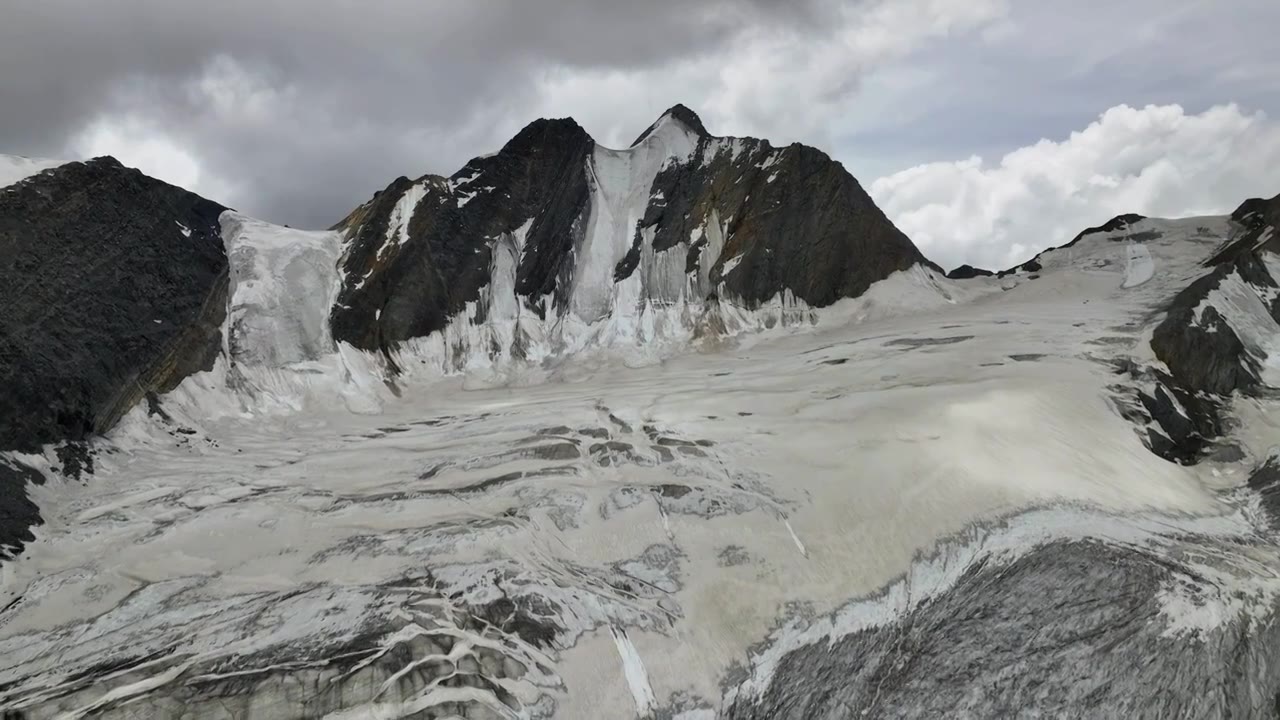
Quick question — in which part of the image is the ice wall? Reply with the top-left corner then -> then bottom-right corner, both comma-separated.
222,212 -> 344,367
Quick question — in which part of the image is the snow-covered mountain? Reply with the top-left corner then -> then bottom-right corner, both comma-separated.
1,111 -> 1279,718
328,105 -> 929,373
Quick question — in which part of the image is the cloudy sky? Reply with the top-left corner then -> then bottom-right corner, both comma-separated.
4,0 -> 1279,270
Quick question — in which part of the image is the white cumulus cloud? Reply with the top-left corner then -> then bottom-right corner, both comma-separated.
870,103 -> 1280,271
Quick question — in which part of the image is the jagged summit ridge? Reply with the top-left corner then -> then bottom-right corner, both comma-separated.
630,103 -> 711,146
330,104 -> 930,367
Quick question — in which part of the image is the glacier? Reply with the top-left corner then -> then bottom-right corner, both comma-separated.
3,202 -> 1280,718
2,105 -> 1280,718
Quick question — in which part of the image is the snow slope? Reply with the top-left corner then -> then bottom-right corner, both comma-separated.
222,211 -> 345,367
571,113 -> 699,322
2,211 -> 1279,717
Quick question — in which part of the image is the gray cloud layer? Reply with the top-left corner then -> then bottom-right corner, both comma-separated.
0,0 -> 1001,226
3,0 -> 1279,267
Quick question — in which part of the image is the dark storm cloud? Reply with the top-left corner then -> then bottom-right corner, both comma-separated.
0,1 -> 841,226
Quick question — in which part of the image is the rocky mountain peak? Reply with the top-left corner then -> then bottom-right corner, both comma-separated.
1205,191 -> 1280,265
489,116 -> 594,163
0,157 -> 230,556
329,105 -> 928,361
1231,191 -> 1280,229
631,103 -> 711,146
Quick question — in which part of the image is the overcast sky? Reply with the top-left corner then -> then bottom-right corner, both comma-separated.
4,0 -> 1279,270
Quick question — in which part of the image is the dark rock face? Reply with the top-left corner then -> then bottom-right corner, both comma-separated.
1232,193 -> 1280,227
1075,212 -> 1147,241
1150,251 -> 1279,397
0,157 -> 228,558
1249,452 -> 1280,529
1139,203 -> 1277,464
1205,193 -> 1280,266
638,133 -> 928,308
726,539 -> 1280,719
945,264 -> 994,279
1010,257 -> 1042,274
330,105 -> 927,354
1058,203 -> 1278,468
1133,370 -> 1223,466
0,459 -> 44,559
331,119 -> 595,352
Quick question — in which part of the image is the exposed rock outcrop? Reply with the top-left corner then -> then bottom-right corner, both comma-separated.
330,118 -> 596,352
1150,250 -> 1280,397
329,105 -> 929,359
1248,450 -> 1280,528
0,157 -> 228,557
1149,195 -> 1280,400
944,264 -> 994,280
1205,192 -> 1280,266
725,539 -> 1280,719
1133,194 -> 1279,467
